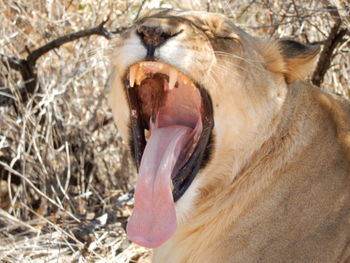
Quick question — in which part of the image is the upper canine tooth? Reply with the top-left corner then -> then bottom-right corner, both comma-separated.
129,65 -> 138,88
169,68 -> 178,90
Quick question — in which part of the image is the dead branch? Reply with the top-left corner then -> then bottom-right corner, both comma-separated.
312,28 -> 348,87
26,19 -> 112,69
134,0 -> 147,21
312,2 -> 349,87
0,19 -> 113,105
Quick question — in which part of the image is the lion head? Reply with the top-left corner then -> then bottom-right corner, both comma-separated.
109,9 -> 319,248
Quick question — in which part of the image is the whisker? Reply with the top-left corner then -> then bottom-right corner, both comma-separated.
214,51 -> 263,71
188,57 -> 221,88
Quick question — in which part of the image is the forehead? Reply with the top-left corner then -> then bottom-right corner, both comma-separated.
139,9 -> 205,18
137,9 -> 245,37
137,9 -> 225,25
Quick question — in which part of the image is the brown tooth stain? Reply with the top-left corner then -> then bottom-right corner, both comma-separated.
181,73 -> 190,85
144,129 -> 151,140
135,67 -> 146,85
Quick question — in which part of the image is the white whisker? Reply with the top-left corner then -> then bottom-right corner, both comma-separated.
214,51 -> 263,71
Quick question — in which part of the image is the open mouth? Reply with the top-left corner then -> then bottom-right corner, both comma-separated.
124,61 -> 213,248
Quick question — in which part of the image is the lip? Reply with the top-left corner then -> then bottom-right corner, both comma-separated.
124,62 -> 214,202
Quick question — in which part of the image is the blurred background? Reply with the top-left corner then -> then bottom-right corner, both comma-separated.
0,0 -> 349,262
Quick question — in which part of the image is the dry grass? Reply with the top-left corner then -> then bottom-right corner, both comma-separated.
0,0 -> 349,262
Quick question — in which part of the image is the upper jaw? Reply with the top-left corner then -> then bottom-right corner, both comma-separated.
127,61 -> 196,91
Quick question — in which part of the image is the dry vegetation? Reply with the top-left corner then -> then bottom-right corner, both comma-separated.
0,0 -> 349,262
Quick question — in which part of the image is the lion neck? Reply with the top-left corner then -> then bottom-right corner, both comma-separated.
154,81 -> 309,263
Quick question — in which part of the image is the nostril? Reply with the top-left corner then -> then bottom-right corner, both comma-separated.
160,32 -> 171,41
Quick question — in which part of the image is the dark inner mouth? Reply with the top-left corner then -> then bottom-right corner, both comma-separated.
125,62 -> 214,201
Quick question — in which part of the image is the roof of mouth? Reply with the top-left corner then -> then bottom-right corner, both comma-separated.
130,61 -> 203,130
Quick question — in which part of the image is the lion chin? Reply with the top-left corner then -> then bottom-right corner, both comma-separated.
109,9 -> 350,263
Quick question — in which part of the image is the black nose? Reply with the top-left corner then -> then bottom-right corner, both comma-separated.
135,19 -> 181,58
136,25 -> 172,48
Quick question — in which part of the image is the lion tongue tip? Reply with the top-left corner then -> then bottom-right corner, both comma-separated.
127,218 -> 177,248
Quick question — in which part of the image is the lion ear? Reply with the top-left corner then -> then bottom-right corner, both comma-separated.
261,39 -> 320,83
279,40 -> 320,83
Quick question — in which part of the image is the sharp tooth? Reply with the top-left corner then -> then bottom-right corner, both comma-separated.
181,73 -> 189,85
169,67 -> 178,90
164,81 -> 169,91
129,65 -> 138,88
131,109 -> 137,117
144,129 -> 151,141
136,67 -> 146,85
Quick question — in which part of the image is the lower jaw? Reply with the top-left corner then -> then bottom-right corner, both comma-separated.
171,87 -> 214,201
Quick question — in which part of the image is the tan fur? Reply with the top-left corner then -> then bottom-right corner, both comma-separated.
109,9 -> 350,263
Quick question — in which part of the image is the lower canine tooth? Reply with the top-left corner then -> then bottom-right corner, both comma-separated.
144,129 -> 151,140
169,68 -> 178,90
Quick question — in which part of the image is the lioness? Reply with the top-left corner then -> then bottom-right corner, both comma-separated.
109,9 -> 350,263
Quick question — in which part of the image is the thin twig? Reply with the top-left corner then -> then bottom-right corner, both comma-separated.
0,208 -> 40,233
0,160 -> 81,223
237,0 -> 257,20
134,0 -> 146,21
20,203 -> 86,254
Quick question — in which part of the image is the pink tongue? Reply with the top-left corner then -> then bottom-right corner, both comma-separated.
126,125 -> 192,248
